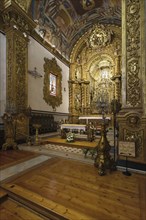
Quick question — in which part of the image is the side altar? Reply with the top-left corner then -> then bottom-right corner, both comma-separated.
60,122 -> 95,142
79,116 -> 111,124
60,124 -> 86,135
79,116 -> 111,130
60,116 -> 111,142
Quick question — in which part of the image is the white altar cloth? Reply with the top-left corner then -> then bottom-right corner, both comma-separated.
61,124 -> 86,131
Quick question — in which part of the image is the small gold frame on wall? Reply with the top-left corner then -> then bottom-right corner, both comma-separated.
43,57 -> 62,110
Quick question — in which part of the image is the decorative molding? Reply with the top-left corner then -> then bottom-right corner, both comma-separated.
126,114 -> 141,129
32,31 -> 70,67
43,57 -> 62,110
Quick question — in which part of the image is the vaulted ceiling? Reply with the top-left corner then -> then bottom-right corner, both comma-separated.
29,0 -> 121,60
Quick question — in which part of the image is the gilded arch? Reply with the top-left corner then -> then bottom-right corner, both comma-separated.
69,24 -> 122,123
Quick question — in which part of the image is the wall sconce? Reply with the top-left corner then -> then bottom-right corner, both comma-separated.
28,67 -> 42,78
64,88 -> 66,92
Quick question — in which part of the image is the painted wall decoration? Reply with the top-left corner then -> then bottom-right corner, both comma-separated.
29,0 -> 121,59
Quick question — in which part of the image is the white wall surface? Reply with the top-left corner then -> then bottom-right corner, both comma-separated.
28,37 -> 69,113
0,32 -> 6,122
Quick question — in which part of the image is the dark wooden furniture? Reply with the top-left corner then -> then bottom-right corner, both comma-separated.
29,111 -> 57,135
0,123 -> 5,149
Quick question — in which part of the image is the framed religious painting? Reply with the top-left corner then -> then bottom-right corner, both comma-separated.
43,57 -> 62,110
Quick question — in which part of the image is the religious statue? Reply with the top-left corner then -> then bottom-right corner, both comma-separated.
87,122 -> 95,142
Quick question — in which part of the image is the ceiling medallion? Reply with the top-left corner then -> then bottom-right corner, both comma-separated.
89,24 -> 114,48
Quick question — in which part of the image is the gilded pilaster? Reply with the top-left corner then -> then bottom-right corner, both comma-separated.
118,0 -> 146,163
1,0 -> 36,113
1,0 -> 36,144
6,29 -> 28,112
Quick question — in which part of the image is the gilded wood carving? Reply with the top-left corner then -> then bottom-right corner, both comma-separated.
126,0 -> 141,107
43,57 -> 62,110
69,24 -> 121,122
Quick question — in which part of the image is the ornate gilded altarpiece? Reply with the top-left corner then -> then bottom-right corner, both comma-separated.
69,24 -> 121,123
43,57 -> 62,110
69,5 -> 146,164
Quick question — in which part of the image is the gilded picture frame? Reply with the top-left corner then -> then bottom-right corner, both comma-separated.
43,57 -> 62,110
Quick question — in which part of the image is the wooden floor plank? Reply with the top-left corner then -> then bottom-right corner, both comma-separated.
0,198 -> 46,220
0,150 -> 38,170
0,188 -> 7,198
1,157 -> 145,220
18,176 -> 140,220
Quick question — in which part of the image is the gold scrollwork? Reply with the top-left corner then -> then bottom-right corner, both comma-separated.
89,24 -> 114,48
127,114 -> 141,128
43,57 -> 62,110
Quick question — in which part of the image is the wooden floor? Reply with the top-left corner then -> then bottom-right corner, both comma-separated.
0,150 -> 38,170
1,156 -> 146,220
0,189 -> 47,220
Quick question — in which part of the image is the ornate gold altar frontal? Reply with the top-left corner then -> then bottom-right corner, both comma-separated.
69,23 -> 121,123
43,57 -> 62,110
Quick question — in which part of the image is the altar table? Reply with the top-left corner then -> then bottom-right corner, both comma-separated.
60,124 -> 86,131
79,116 -> 111,124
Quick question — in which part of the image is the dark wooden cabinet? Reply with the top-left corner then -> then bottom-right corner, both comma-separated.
29,112 -> 57,135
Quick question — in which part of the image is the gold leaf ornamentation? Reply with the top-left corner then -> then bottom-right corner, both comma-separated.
43,57 -> 62,110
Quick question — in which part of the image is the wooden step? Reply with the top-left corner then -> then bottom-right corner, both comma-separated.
0,196 -> 49,220
1,183 -> 68,220
0,188 -> 7,199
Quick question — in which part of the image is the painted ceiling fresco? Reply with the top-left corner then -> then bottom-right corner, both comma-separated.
29,0 -> 121,60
